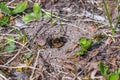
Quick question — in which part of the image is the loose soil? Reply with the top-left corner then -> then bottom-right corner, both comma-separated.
0,0 -> 120,80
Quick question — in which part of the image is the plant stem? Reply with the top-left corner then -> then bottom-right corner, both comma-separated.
102,0 -> 115,35
50,7 -> 53,26
7,24 -> 23,37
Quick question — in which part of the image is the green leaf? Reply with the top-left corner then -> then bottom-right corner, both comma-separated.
33,3 -> 42,19
23,12 -> 35,23
20,53 -> 32,62
0,3 -> 11,15
108,73 -> 119,80
86,39 -> 92,48
6,36 -> 14,44
117,68 -> 120,74
12,1 -> 27,14
5,45 -> 16,52
79,38 -> 87,45
0,16 -> 9,26
43,11 -> 51,19
5,36 -> 16,52
23,3 -> 42,23
98,61 -> 108,76
76,50 -> 85,55
76,38 -> 92,55
25,53 -> 32,59
79,38 -> 92,50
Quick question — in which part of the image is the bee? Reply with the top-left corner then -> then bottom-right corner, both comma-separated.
47,36 -> 67,48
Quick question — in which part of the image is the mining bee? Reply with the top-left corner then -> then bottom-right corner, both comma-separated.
46,36 -> 67,48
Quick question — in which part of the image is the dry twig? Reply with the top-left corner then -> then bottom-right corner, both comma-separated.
29,50 -> 40,80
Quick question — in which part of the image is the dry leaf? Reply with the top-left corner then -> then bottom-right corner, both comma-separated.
91,70 -> 103,80
63,64 -> 74,71
0,11 -> 4,19
105,37 -> 112,45
110,58 -> 117,67
89,49 -> 99,57
88,62 -> 98,72
10,16 -> 15,26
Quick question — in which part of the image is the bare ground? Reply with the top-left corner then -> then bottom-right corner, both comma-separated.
0,0 -> 120,80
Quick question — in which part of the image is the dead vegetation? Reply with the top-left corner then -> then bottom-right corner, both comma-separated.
0,0 -> 120,80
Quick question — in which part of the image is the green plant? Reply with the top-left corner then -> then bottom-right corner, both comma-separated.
0,2 -> 28,43
0,3 -> 11,15
0,1 -> 27,26
5,36 -> 16,52
102,0 -> 115,35
0,1 -> 27,15
23,3 -> 52,23
108,73 -> 119,80
76,38 -> 92,55
23,3 -> 42,23
99,61 -> 108,79
12,1 -> 27,14
20,53 -> 32,62
19,33 -> 27,44
73,38 -> 92,77
99,61 -> 120,80
0,16 -> 9,26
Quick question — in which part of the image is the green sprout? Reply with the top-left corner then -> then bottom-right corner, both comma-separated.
99,61 -> 120,80
76,38 -> 92,55
23,3 -> 52,23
